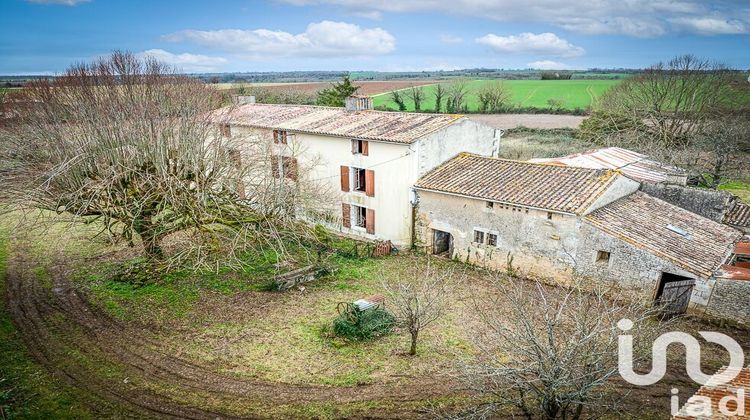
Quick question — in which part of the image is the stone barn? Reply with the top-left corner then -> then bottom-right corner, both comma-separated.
414,153 -> 744,317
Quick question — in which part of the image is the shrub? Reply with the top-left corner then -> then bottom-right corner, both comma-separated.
332,306 -> 395,341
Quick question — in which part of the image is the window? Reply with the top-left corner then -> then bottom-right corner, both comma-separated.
354,205 -> 367,228
486,201 -> 494,209
487,233 -> 498,246
547,212 -> 553,220
351,139 -> 369,155
353,167 -> 367,192
273,129 -> 288,144
271,156 -> 298,181
473,230 -> 485,244
220,124 -> 231,138
596,250 -> 611,263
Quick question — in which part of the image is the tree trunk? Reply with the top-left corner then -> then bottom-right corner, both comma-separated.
409,330 -> 419,355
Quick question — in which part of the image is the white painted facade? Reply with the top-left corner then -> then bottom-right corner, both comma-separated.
228,118 -> 497,247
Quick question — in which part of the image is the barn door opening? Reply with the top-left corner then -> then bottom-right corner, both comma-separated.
655,272 -> 695,317
432,229 -> 452,256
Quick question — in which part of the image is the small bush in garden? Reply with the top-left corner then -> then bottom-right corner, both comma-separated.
332,306 -> 395,341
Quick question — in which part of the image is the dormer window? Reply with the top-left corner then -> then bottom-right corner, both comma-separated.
273,130 -> 288,144
351,139 -> 369,155
220,124 -> 231,138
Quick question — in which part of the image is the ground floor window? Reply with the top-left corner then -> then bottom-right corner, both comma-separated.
473,230 -> 485,244
353,205 -> 367,228
487,233 -> 498,246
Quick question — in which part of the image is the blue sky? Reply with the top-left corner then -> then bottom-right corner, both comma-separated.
1,0 -> 749,74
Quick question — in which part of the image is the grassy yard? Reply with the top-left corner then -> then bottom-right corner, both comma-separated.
0,212 -> 746,418
372,79 -> 621,112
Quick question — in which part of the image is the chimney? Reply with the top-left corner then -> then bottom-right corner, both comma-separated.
234,95 -> 256,105
345,95 -> 373,112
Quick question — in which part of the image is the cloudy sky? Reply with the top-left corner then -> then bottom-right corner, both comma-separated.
1,0 -> 749,74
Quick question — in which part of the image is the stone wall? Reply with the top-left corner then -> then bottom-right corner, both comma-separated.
576,221 -> 714,308
415,190 -> 580,281
705,278 -> 750,325
640,183 -> 732,223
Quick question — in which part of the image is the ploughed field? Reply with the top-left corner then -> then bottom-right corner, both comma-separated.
372,79 -> 621,112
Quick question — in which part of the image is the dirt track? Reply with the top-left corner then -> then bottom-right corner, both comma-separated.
4,251 -> 459,418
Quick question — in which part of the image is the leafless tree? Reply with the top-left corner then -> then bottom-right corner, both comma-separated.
433,83 -> 446,113
446,79 -> 470,113
477,81 -> 512,113
456,275 -> 664,419
678,118 -> 750,188
592,55 -> 742,149
405,85 -> 425,111
0,51 -> 327,270
390,89 -> 407,111
381,257 -> 458,355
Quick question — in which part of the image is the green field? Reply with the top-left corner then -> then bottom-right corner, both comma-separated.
372,79 -> 621,112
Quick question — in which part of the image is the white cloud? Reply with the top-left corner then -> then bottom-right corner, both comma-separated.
669,17 -> 748,35
137,49 -> 228,72
439,35 -> 463,44
527,60 -> 569,70
27,0 -> 90,5
163,21 -> 395,58
476,32 -> 585,57
278,0 -> 750,37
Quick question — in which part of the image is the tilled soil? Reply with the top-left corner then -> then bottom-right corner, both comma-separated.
4,251 -> 460,419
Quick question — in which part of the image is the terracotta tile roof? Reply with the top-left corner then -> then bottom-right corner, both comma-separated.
414,153 -> 620,214
209,103 -> 464,144
673,366 -> 750,419
585,192 -> 742,279
529,147 -> 686,184
725,201 -> 750,229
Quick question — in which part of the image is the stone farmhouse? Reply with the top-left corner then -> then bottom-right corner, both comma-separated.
414,153 -> 746,320
211,98 -> 498,246
211,97 -> 748,324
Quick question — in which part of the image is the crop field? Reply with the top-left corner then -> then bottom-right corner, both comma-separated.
372,79 -> 621,112
214,80 -> 440,96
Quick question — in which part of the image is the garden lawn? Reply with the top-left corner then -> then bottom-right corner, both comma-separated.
372,79 -> 621,112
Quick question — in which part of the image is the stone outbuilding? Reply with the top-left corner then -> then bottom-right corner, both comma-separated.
414,153 -> 744,318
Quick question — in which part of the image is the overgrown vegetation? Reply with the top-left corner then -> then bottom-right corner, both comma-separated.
332,306 -> 395,341
580,54 -> 750,188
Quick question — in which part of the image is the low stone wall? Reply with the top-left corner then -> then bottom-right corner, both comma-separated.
705,278 -> 750,326
640,183 -> 732,223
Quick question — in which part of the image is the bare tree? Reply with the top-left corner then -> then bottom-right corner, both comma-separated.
405,85 -> 425,111
457,275 -> 663,419
381,257 -> 458,355
680,117 -> 750,188
446,79 -> 470,113
477,81 -> 512,113
433,83 -> 446,113
592,54 -> 742,149
0,52 -> 326,270
390,89 -> 407,111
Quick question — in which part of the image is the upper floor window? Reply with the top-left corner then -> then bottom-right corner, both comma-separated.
273,129 -> 289,144
351,139 -> 369,155
220,124 -> 231,138
353,167 -> 367,192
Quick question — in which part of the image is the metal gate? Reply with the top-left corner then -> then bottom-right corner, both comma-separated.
656,277 -> 695,316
